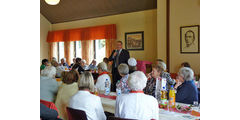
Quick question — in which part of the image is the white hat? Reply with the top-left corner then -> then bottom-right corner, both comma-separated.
128,58 -> 137,66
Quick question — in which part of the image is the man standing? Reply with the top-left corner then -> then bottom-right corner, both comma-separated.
109,41 -> 130,92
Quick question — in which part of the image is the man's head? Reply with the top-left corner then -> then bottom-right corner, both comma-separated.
185,30 -> 195,47
116,41 -> 123,50
61,58 -> 66,64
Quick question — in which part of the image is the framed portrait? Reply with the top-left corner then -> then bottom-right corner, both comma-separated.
125,31 -> 144,50
180,25 -> 200,53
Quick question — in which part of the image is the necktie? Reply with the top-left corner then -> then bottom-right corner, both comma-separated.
115,50 -> 120,67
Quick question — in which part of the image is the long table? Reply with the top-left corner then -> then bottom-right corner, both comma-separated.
100,92 -> 200,120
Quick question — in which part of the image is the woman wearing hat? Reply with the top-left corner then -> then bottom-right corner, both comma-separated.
128,58 -> 137,74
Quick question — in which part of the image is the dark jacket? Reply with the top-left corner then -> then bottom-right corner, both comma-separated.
109,49 -> 130,70
176,80 -> 198,104
72,63 -> 85,74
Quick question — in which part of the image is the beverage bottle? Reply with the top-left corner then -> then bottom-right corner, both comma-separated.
116,80 -> 121,96
104,79 -> 110,95
169,85 -> 175,108
160,78 -> 168,108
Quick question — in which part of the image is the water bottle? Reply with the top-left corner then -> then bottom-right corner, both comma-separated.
104,79 -> 110,95
116,80 -> 121,96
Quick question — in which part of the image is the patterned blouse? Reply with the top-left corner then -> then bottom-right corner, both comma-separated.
119,74 -> 131,94
143,72 -> 175,102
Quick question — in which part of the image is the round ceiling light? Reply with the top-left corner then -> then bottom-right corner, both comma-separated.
45,0 -> 60,5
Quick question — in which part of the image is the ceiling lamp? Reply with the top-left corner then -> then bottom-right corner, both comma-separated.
45,0 -> 60,5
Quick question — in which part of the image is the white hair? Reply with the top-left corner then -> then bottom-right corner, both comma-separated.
82,59 -> 86,64
158,61 -> 167,71
97,62 -> 108,72
41,66 -> 56,78
178,67 -> 194,81
118,63 -> 129,75
128,71 -> 147,91
128,58 -> 137,67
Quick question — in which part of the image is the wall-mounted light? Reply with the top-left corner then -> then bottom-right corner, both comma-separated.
45,0 -> 60,5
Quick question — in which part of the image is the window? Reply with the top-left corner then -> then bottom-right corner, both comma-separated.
58,42 -> 64,63
94,39 -> 106,64
70,39 -> 106,64
75,41 -> 82,58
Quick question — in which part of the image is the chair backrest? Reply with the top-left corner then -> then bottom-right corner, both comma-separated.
40,99 -> 59,118
66,107 -> 87,120
108,116 -> 137,120
40,99 -> 58,112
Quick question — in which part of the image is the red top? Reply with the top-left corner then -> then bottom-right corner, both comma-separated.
99,71 -> 109,76
130,91 -> 144,93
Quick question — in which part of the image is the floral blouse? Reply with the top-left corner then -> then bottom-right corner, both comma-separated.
119,74 -> 131,94
144,72 -> 175,102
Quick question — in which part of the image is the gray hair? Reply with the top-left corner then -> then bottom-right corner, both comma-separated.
97,62 -> 108,72
157,61 -> 167,71
41,66 -> 56,78
178,67 -> 194,81
118,63 -> 129,75
78,71 -> 94,91
128,71 -> 147,91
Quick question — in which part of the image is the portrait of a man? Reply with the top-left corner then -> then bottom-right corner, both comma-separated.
180,25 -> 199,53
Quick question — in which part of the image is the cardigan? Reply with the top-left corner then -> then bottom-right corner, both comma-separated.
176,80 -> 198,104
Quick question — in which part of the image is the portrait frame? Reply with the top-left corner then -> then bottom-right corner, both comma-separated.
180,25 -> 200,54
125,31 -> 144,50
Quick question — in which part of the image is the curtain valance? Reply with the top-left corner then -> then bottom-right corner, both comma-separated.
47,24 -> 116,42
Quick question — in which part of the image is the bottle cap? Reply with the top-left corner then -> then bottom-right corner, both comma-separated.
171,85 -> 174,88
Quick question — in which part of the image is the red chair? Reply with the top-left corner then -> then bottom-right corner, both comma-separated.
66,107 -> 87,120
108,116 -> 137,120
40,99 -> 59,118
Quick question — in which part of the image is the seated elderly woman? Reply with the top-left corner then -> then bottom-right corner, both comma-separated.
40,66 -> 59,102
51,60 -> 64,78
115,71 -> 159,120
174,67 -> 198,104
95,62 -> 111,94
144,64 -> 175,102
60,58 -> 70,69
88,59 -> 98,70
117,63 -> 131,94
128,57 -> 137,74
68,71 -> 106,120
103,57 -> 111,72
156,61 -> 175,90
55,70 -> 79,120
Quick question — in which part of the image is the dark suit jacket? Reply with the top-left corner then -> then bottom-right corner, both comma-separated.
109,49 -> 130,70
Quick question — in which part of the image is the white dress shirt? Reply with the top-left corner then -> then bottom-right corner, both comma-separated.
69,91 -> 106,120
95,74 -> 111,94
55,82 -> 78,120
115,92 -> 159,120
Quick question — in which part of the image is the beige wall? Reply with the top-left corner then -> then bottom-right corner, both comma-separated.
52,9 -> 157,63
169,0 -> 200,74
40,14 -> 51,64
157,0 -> 167,63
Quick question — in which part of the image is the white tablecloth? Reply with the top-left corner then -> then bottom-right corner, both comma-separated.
100,92 -> 200,120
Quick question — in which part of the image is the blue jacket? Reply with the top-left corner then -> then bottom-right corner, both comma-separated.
176,80 -> 198,104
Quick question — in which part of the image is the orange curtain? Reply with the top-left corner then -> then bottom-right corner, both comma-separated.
64,41 -> 71,65
81,40 -> 94,64
106,39 -> 116,58
49,42 -> 58,61
47,24 -> 116,42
